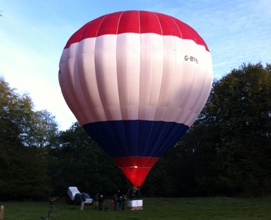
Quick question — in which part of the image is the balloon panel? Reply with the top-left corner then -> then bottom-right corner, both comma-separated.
112,156 -> 159,187
59,34 -> 212,126
64,11 -> 208,51
83,120 -> 189,186
83,120 -> 188,157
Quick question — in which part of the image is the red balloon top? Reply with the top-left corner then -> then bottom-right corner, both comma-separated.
64,10 -> 209,51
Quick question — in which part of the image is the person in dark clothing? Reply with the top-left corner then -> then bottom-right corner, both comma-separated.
94,193 -> 100,209
113,193 -> 118,210
122,194 -> 127,210
99,194 -> 104,210
118,195 -> 123,210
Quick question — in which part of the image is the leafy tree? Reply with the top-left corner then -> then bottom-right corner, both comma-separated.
0,77 -> 33,146
21,110 -> 58,148
177,63 -> 271,196
0,77 -> 56,200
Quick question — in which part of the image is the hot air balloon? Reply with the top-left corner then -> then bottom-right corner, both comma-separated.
59,10 -> 213,188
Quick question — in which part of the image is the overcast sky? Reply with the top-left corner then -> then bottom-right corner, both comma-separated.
0,0 -> 270,130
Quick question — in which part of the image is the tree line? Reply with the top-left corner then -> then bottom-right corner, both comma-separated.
0,62 -> 270,201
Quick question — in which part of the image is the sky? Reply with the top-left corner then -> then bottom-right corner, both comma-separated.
0,0 -> 270,131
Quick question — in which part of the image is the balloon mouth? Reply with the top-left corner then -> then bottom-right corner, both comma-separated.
113,156 -> 159,187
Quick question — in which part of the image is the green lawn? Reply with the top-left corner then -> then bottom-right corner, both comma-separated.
2,197 -> 271,220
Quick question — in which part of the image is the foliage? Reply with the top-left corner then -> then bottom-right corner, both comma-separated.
172,63 -> 271,196
22,110 -> 59,148
0,76 -> 56,200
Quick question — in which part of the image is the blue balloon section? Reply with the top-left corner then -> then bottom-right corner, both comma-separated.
83,120 -> 189,158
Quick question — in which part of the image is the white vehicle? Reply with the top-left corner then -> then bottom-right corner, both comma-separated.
67,186 -> 93,205
75,193 -> 93,205
67,186 -> 80,204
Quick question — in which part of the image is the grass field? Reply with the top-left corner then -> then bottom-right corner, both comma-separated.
2,197 -> 271,220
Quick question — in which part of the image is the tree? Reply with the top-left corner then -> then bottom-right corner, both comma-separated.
21,110 -> 59,148
0,77 -> 33,146
177,63 -> 271,196
0,77 -> 56,200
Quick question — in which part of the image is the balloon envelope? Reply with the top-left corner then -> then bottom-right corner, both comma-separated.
59,10 -> 213,187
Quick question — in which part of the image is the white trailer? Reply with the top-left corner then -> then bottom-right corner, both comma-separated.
67,186 -> 80,204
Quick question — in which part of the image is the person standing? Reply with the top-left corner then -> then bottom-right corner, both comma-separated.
118,195 -> 123,210
94,193 -> 100,209
113,193 -> 118,210
99,194 -> 104,210
81,192 -> 86,211
122,194 -> 127,210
